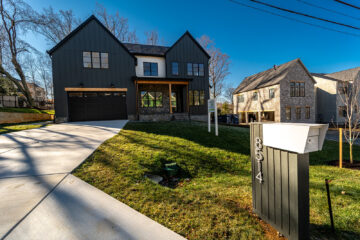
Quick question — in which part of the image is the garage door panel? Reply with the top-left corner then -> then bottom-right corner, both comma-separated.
68,92 -> 127,122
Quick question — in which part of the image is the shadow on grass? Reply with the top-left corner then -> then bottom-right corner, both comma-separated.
310,223 -> 360,240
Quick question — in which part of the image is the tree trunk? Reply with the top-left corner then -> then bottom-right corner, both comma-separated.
350,143 -> 353,164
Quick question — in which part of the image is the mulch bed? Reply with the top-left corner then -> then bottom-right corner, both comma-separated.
329,160 -> 360,170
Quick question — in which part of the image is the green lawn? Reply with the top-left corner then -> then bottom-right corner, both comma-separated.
73,122 -> 360,240
0,107 -> 54,115
0,122 -> 50,134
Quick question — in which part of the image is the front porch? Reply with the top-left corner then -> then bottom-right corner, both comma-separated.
135,78 -> 190,120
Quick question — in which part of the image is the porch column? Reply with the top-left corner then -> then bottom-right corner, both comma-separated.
135,80 -> 139,118
245,112 -> 249,124
258,111 -> 262,122
169,83 -> 172,114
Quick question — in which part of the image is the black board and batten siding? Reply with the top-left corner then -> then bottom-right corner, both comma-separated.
51,18 -> 136,120
250,123 -> 309,240
165,33 -> 210,115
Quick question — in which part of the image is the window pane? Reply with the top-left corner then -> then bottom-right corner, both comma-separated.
172,62 -> 179,75
148,92 -> 155,107
269,88 -> 275,98
290,82 -> 295,97
69,92 -> 83,97
189,90 -> 193,106
84,92 -> 97,97
306,107 -> 310,119
295,82 -> 300,97
193,63 -> 199,76
151,63 -> 158,76
143,62 -> 151,76
171,92 -> 177,108
296,107 -> 301,119
101,53 -> 108,69
156,92 -> 163,107
92,52 -> 100,68
300,82 -> 305,97
141,91 -> 147,107
194,90 -> 200,106
83,52 -> 91,68
187,63 -> 193,75
252,92 -> 258,101
200,90 -> 205,105
286,107 -> 291,120
199,64 -> 204,76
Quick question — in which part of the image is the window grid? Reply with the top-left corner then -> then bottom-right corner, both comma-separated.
286,106 -> 291,120
83,51 -> 108,69
296,107 -> 301,120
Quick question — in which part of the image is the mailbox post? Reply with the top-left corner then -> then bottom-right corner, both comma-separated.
250,123 -> 328,240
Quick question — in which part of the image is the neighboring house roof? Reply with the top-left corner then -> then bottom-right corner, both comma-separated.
46,15 -> 135,60
165,31 -> 211,59
123,43 -> 169,57
325,66 -> 360,82
233,58 -> 314,94
311,73 -> 342,82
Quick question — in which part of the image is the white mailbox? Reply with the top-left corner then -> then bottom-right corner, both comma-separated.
262,123 -> 328,154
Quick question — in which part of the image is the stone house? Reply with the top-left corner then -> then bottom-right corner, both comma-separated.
313,67 -> 360,124
233,58 -> 316,123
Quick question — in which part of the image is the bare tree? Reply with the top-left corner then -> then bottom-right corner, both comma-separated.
198,35 -> 230,99
338,77 -> 360,164
36,53 -> 52,100
95,3 -> 138,43
35,7 -> 81,44
224,84 -> 235,106
0,0 -> 40,107
145,30 -> 159,45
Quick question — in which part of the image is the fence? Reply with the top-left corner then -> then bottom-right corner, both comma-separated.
0,95 -> 54,110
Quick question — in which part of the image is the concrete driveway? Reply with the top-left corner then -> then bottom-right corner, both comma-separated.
0,120 -> 185,240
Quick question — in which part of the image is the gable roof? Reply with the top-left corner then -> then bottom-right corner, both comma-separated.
46,15 -> 135,60
311,73 -> 344,82
123,43 -> 169,56
325,66 -> 360,82
233,58 -> 315,94
165,31 -> 210,59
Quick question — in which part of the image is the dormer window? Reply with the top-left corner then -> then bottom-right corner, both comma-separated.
144,62 -> 158,76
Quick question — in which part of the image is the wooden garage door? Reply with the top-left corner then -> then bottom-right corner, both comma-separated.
68,92 -> 127,121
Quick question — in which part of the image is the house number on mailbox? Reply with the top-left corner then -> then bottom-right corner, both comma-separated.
255,137 -> 264,183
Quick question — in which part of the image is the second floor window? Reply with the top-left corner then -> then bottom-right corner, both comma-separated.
144,62 -> 158,76
172,62 -> 179,75
83,51 -> 109,69
290,82 -> 305,97
237,95 -> 244,103
252,92 -> 258,101
187,63 -> 205,76
269,88 -> 275,99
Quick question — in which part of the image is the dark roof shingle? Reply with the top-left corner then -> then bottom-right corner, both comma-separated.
123,43 -> 169,56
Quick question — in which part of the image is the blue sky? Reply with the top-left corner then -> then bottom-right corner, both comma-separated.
25,0 -> 360,88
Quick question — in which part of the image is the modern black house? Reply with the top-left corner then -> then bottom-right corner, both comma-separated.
47,15 -> 210,122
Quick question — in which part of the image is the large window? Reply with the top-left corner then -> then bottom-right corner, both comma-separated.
83,51 -> 108,69
189,90 -> 205,106
187,63 -> 205,76
141,91 -> 162,107
143,62 -> 158,76
296,107 -> 301,120
305,106 -> 310,119
290,82 -> 305,97
172,62 -> 179,75
286,106 -> 291,120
